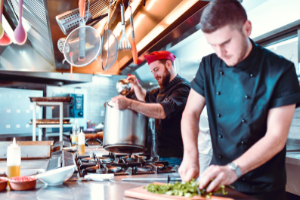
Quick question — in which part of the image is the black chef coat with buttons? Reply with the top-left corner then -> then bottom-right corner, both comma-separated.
145,75 -> 191,157
191,39 -> 300,193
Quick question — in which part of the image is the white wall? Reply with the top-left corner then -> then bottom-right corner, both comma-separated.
171,0 -> 300,81
247,0 -> 300,38
172,0 -> 300,60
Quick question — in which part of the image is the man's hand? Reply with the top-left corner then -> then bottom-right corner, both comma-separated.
199,165 -> 238,192
111,95 -> 132,110
178,154 -> 199,182
127,75 -> 139,87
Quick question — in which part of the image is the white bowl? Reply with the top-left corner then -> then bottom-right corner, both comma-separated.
36,165 -> 75,186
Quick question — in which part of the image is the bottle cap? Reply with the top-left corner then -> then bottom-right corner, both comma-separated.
9,137 -> 20,148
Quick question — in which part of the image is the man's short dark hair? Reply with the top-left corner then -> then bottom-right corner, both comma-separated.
159,59 -> 174,67
200,0 -> 247,33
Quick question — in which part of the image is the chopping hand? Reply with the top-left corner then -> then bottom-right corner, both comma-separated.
200,165 -> 238,193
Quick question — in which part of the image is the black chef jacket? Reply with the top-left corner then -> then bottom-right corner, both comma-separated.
145,75 -> 191,157
191,39 -> 300,193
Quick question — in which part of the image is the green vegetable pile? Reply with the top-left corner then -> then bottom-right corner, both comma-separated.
143,179 -> 229,198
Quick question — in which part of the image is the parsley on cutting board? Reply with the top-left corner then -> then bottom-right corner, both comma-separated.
143,179 -> 229,198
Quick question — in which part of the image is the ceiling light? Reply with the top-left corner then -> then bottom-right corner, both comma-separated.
124,0 -> 142,21
137,25 -> 164,51
146,0 -> 158,11
165,0 -> 197,25
113,22 -> 122,37
97,74 -> 112,77
136,0 -> 198,51
114,2 -> 144,37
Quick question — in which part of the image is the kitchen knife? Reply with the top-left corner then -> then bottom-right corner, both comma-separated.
71,177 -> 109,182
122,176 -> 181,183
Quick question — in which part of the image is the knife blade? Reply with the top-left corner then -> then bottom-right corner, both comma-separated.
122,176 -> 181,183
70,178 -> 109,182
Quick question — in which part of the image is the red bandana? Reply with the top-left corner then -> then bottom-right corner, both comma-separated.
144,51 -> 176,65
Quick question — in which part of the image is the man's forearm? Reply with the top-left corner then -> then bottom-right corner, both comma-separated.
234,134 -> 286,175
129,100 -> 166,119
181,110 -> 200,158
233,105 -> 295,175
134,85 -> 147,102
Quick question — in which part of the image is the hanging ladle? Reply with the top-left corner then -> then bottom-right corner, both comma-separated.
0,0 -> 3,39
0,0 -> 12,45
14,0 -> 27,45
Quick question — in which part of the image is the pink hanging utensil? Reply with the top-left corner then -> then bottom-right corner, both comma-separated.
0,0 -> 3,39
0,0 -> 12,45
14,0 -> 27,45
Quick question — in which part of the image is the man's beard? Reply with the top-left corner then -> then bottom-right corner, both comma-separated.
234,37 -> 248,66
236,37 -> 249,65
156,66 -> 171,88
223,36 -> 249,66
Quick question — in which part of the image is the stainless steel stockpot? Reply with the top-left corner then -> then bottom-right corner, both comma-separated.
103,100 -> 148,153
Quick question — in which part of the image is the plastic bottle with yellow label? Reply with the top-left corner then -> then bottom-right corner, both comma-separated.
78,129 -> 85,155
7,137 -> 21,178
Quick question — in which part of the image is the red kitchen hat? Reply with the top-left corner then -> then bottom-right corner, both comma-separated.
144,51 -> 176,65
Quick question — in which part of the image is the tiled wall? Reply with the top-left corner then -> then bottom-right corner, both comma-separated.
61,75 -> 127,125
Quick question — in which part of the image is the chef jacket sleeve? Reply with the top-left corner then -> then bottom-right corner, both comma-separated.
160,85 -> 191,118
190,59 -> 205,97
269,62 -> 300,109
145,88 -> 159,103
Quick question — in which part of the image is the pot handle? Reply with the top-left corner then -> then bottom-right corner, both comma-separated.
106,101 -> 113,108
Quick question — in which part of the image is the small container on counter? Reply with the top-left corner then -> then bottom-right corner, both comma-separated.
78,129 -> 85,155
7,138 -> 21,178
9,176 -> 37,191
0,178 -> 7,191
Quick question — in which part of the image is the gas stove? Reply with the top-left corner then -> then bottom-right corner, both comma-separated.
74,152 -> 176,177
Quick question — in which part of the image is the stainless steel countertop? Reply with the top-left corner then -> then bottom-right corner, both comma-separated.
0,173 -> 255,200
0,146 -> 256,200
286,152 -> 300,166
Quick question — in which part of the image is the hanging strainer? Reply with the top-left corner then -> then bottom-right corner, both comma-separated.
63,26 -> 101,67
63,0 -> 101,67
100,0 -> 118,70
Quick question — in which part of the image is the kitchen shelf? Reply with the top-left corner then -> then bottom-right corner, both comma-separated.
35,124 -> 72,128
30,101 -> 71,142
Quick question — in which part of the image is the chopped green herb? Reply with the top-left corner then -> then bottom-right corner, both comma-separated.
143,179 -> 230,198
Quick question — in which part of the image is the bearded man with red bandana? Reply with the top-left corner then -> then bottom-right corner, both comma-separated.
112,51 -> 191,166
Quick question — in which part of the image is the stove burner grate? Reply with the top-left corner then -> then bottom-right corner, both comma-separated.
137,165 -> 152,172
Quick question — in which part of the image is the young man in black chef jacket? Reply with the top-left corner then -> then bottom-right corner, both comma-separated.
112,51 -> 191,167
179,0 -> 300,199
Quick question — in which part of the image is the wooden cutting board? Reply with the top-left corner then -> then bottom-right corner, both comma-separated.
124,182 -> 234,200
